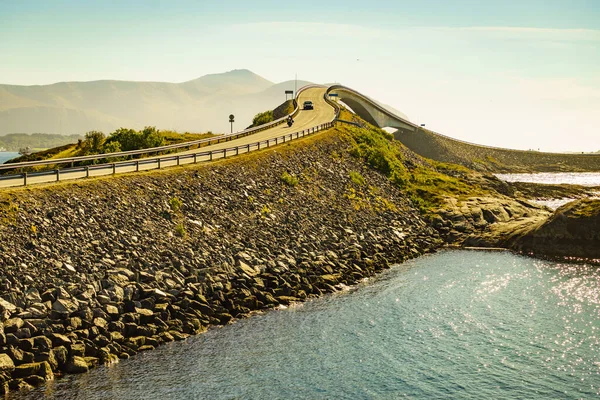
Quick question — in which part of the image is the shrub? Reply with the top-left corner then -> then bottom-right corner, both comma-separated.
175,222 -> 186,237
349,171 -> 366,186
169,197 -> 182,212
252,110 -> 274,127
280,171 -> 299,187
81,131 -> 106,155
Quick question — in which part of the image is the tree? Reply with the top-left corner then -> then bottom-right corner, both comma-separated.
81,131 -> 106,155
140,126 -> 164,149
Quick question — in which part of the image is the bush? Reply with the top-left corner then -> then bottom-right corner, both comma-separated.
349,171 -> 366,186
252,111 -> 274,127
169,197 -> 182,212
280,171 -> 299,187
104,126 -> 165,152
175,222 -> 186,237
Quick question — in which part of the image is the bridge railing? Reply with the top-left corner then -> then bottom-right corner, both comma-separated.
326,85 -> 419,130
0,85 -> 319,172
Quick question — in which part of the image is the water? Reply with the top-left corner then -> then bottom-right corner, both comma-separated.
15,251 -> 600,399
496,172 -> 600,186
532,197 -> 600,210
0,152 -> 19,164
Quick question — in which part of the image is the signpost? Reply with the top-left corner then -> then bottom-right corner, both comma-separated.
229,114 -> 235,133
285,90 -> 293,101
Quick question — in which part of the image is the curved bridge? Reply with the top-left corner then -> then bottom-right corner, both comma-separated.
326,85 -> 419,135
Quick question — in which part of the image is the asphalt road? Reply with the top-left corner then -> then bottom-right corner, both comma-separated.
0,87 -> 335,188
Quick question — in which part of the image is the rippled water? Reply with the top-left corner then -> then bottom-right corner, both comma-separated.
16,251 -> 600,399
532,197 -> 600,210
0,152 -> 19,164
496,172 -> 600,186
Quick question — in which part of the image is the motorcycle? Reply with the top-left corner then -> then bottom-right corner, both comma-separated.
287,118 -> 294,128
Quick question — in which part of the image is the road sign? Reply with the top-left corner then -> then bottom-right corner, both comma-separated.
329,93 -> 339,97
285,90 -> 293,95
229,114 -> 235,133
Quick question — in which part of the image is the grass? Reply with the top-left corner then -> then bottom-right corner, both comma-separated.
339,120 -> 487,214
175,222 -> 186,237
280,171 -> 299,187
169,197 -> 182,212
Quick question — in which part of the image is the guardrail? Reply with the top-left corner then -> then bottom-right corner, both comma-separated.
0,85 -> 322,172
326,85 -> 419,130
1,121 -> 336,187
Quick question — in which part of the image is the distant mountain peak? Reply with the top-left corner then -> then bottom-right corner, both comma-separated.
184,69 -> 273,86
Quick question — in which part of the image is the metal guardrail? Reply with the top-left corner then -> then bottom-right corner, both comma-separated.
2,121 -> 336,187
326,85 -> 420,130
0,85 -> 323,172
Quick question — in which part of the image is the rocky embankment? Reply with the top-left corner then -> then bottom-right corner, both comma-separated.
0,131 -> 441,394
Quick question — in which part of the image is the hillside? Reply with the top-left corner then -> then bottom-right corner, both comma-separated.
0,70 -> 311,136
395,128 -> 600,173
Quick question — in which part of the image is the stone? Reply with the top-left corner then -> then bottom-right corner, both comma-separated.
51,299 -> 79,317
34,351 -> 58,371
33,336 -> 53,351
68,343 -> 86,358
0,298 -> 17,318
4,318 -> 24,333
51,347 -> 68,369
49,333 -> 72,347
0,354 -> 15,373
63,356 -> 88,374
135,308 -> 154,324
13,361 -> 54,381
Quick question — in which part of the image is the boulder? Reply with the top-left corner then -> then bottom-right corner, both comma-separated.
3,318 -> 24,334
13,361 -> 54,381
63,356 -> 88,374
0,354 -> 15,373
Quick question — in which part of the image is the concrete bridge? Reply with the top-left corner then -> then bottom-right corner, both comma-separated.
326,85 -> 419,135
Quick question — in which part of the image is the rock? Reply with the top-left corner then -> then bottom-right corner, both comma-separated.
4,318 -> 24,334
63,263 -> 76,273
49,333 -> 71,347
51,347 -> 68,369
237,260 -> 258,277
511,199 -> 600,259
64,356 -> 88,374
0,354 -> 15,373
17,338 -> 34,352
34,351 -> 58,371
13,361 -> 54,381
0,298 -> 17,320
33,336 -> 53,351
135,308 -> 154,324
51,299 -> 79,317
68,343 -> 85,358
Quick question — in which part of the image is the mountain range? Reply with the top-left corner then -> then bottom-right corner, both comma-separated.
0,70 -> 311,135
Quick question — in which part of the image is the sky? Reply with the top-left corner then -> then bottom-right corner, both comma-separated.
1,0 -> 599,151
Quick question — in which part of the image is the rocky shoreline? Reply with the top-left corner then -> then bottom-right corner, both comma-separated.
0,131 -> 441,395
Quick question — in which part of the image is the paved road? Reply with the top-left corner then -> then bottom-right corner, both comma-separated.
0,87 -> 335,188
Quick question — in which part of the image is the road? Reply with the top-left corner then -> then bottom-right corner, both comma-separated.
0,87 -> 335,188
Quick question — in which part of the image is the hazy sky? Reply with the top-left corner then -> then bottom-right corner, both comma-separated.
1,0 -> 599,151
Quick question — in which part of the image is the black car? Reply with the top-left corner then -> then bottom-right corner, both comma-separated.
303,101 -> 314,110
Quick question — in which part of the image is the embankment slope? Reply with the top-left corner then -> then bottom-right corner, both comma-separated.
395,128 -> 600,173
0,124 -> 441,394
